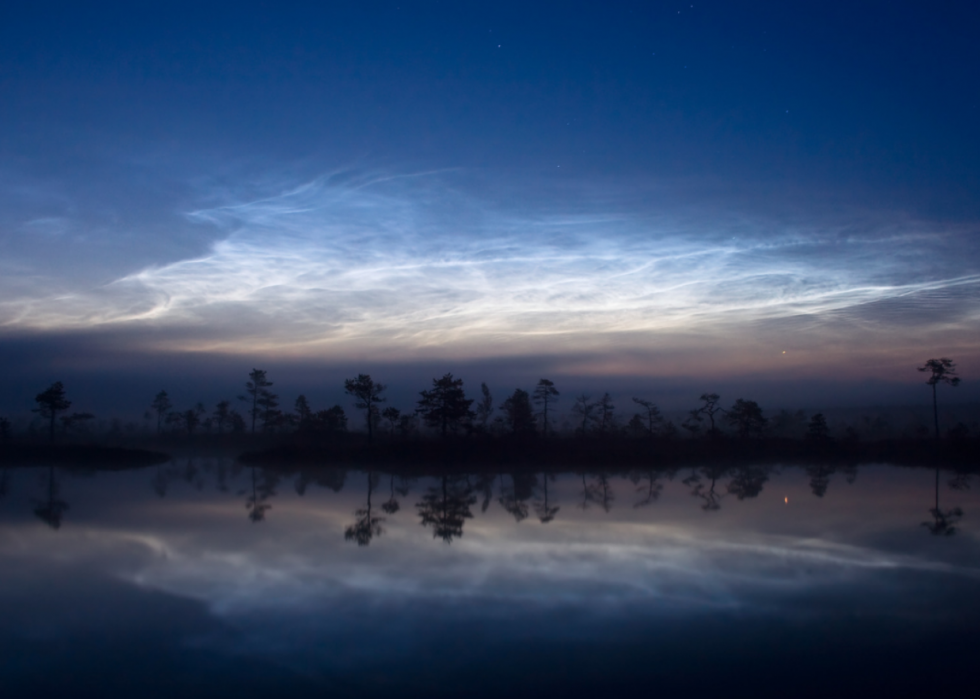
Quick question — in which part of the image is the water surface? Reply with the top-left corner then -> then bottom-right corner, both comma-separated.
1,460 -> 978,698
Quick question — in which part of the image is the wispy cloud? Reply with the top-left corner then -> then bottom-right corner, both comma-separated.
2,169 -> 978,363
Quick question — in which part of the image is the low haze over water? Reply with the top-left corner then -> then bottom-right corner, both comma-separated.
2,459 -> 978,697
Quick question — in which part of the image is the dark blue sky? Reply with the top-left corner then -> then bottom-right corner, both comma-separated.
1,1 -> 979,413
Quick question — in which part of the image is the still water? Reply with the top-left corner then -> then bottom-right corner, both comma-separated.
1,459 -> 978,698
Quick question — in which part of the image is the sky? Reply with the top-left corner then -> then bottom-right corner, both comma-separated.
1,1 -> 979,416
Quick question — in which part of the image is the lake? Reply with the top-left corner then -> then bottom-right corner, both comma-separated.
1,459 -> 977,698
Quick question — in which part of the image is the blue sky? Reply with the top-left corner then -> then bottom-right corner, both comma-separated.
1,1 -> 979,411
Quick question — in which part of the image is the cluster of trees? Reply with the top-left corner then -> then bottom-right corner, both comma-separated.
4,358 -> 965,444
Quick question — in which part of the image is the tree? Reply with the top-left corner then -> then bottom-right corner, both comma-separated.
344,374 -> 387,445
33,382 -> 72,442
294,395 -> 313,431
726,399 -> 767,438
499,388 -> 536,436
416,373 -> 474,437
476,382 -> 494,431
212,400 -> 233,434
60,412 -> 95,435
572,394 -> 597,435
241,369 -> 274,434
381,407 -> 401,437
632,398 -> 664,438
0,416 -> 10,442
805,413 -> 831,444
151,391 -> 172,433
532,379 -> 560,437
596,393 -> 615,435
918,358 -> 961,440
684,393 -> 726,438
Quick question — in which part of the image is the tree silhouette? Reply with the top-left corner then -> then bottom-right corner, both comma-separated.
33,382 -> 72,443
59,412 -> 95,436
805,413 -> 831,444
685,393 -> 725,438
0,416 -> 10,443
151,390 -> 172,434
572,394 -> 597,435
726,399 -> 767,438
33,465 -> 69,529
417,475 -> 476,543
294,395 -> 313,432
533,379 -> 560,437
499,388 -> 536,436
241,369 -> 274,434
533,473 -> 560,523
596,393 -> 616,435
345,472 -> 386,546
631,398 -> 665,439
918,358 -> 961,440
475,382 -> 494,432
416,374 -> 474,437
381,407 -> 401,438
344,374 -> 387,445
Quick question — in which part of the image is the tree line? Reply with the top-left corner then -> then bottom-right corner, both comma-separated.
2,358 -> 966,444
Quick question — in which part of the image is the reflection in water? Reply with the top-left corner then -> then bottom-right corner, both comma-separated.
683,465 -> 728,511
33,465 -> 69,529
924,465 -> 964,536
345,472 -> 385,546
805,463 -> 836,498
629,468 -> 668,508
0,466 -> 9,499
243,466 -> 279,523
295,466 -> 346,496
533,472 -> 560,523
416,474 -> 477,543
498,473 -> 536,523
727,464 -> 770,501
578,473 -> 614,512
1,459 -> 978,698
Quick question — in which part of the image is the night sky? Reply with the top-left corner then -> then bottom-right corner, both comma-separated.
2,1 -> 979,415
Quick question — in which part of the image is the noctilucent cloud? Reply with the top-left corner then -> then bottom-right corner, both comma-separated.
1,1 -> 979,398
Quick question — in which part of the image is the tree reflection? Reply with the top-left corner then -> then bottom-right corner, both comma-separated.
629,468 -> 666,508
578,473 -> 614,512
295,467 -> 346,496
683,465 -> 728,511
727,464 -> 770,500
498,473 -> 536,522
33,465 -> 69,529
473,473 -> 496,513
922,465 -> 963,536
533,473 -> 560,523
243,467 -> 279,523
0,466 -> 9,499
345,472 -> 385,546
381,473 -> 408,515
417,475 -> 476,543
804,463 -> 836,497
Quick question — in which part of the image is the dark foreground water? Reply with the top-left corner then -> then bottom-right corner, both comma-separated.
1,459 -> 978,698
